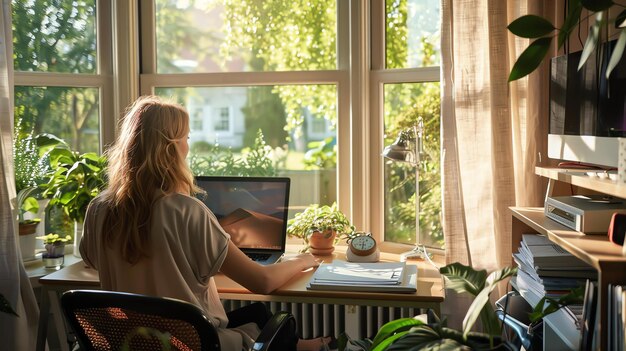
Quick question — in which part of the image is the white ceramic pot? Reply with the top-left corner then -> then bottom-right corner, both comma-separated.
73,221 -> 83,258
19,231 -> 37,261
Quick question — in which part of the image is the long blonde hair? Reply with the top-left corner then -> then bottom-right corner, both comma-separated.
101,95 -> 201,263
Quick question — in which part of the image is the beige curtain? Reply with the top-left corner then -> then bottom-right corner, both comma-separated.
0,1 -> 39,349
440,0 -> 558,327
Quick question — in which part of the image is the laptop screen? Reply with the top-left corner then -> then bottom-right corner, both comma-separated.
195,176 -> 290,251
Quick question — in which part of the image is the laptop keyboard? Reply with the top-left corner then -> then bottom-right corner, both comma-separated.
247,253 -> 271,262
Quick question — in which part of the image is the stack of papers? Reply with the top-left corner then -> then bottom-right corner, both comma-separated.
307,260 -> 417,293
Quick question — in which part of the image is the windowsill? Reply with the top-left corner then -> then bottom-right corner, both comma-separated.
285,243 -> 445,265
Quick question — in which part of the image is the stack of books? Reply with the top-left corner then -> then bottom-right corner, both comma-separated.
307,260 -> 417,293
513,234 -> 596,330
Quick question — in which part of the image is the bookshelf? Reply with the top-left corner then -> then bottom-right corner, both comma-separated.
510,166 -> 626,351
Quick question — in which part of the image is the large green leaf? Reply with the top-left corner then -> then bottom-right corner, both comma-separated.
581,0 -> 613,12
440,262 -> 488,296
370,318 -> 425,348
508,37 -> 552,82
606,29 -> 626,78
22,196 -> 39,214
508,15 -> 554,38
35,133 -> 67,156
48,148 -> 75,167
558,2 -> 583,48
384,326 -> 465,351
370,331 -> 411,351
461,266 -> 517,338
529,285 -> 584,322
578,12 -> 603,71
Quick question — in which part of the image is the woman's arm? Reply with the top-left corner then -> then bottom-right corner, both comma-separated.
219,241 -> 320,294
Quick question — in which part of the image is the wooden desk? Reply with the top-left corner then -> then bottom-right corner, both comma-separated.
34,247 -> 444,351
216,250 -> 444,309
35,259 -> 99,351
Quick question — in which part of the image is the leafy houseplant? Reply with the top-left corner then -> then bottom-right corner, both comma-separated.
40,135 -> 107,256
42,136 -> 108,224
339,263 -> 518,351
287,202 -> 355,254
508,0 -> 626,82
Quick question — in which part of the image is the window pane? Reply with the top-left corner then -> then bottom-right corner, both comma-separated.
12,0 -> 97,73
14,86 -> 100,153
154,0 -> 337,73
386,0 -> 440,69
383,82 -> 441,248
155,85 -> 338,215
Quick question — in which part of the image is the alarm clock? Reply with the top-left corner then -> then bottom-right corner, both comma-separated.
346,232 -> 380,262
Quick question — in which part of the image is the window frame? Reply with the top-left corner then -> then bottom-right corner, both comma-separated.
13,0 -> 443,254
12,0 -> 115,153
137,0 -> 354,229
369,0 -> 442,254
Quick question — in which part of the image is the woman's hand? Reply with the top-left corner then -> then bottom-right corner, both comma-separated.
283,253 -> 322,270
222,242 -> 322,294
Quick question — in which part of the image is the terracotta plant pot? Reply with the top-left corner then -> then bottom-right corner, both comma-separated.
18,221 -> 39,261
308,230 -> 336,255
19,221 -> 39,236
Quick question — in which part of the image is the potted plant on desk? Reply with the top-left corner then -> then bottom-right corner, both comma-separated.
287,202 -> 355,255
37,233 -> 72,269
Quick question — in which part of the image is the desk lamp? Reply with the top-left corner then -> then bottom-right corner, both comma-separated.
382,118 -> 431,261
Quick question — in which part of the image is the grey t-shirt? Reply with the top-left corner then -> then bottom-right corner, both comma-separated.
81,192 -> 260,350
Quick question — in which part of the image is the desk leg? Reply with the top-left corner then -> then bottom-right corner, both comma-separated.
50,290 -> 70,351
36,287 -> 50,351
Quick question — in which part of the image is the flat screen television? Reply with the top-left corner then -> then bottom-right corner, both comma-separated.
548,39 -> 626,168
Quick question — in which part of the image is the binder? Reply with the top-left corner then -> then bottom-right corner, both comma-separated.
306,260 -> 417,293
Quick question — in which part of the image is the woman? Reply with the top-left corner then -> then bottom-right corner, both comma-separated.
80,95 -> 321,350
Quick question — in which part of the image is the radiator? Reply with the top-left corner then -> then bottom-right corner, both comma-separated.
222,299 -> 424,339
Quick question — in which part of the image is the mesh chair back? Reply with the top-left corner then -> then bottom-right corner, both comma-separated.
61,290 -> 220,351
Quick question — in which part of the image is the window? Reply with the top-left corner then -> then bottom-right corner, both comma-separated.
10,1 -> 442,251
372,0 -> 442,250
310,118 -> 328,136
12,0 -> 113,153
214,107 -> 231,132
145,0 -> 343,215
11,0 -> 113,235
192,109 -> 204,130
143,0 -> 442,250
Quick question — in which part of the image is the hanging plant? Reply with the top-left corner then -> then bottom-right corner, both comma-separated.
508,0 -> 626,81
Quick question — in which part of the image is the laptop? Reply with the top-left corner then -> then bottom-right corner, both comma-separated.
195,176 -> 290,265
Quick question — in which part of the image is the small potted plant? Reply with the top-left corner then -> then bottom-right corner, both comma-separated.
287,202 -> 355,255
37,233 -> 72,269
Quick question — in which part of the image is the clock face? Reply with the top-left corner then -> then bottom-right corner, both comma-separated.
350,235 -> 377,256
352,236 -> 376,250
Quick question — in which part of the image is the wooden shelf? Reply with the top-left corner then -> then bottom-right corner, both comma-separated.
510,207 -> 626,271
509,167 -> 626,350
536,166 -> 626,198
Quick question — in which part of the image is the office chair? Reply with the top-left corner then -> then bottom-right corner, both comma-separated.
60,289 -> 297,351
